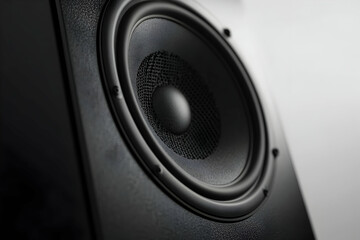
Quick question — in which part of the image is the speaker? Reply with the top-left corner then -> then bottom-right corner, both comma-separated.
0,0 -> 314,239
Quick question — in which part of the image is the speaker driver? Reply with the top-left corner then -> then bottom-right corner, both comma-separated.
100,0 -> 274,221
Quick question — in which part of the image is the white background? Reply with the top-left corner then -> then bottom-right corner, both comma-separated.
199,0 -> 360,239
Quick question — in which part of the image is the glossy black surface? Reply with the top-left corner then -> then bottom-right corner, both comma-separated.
152,85 -> 192,135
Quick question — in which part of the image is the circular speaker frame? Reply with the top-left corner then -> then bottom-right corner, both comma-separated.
99,0 -> 275,221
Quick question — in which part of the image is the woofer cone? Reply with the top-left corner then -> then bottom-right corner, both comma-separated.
99,0 -> 275,221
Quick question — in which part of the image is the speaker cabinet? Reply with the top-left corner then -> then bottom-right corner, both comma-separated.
0,0 -> 314,239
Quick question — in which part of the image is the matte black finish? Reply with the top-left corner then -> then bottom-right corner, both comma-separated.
56,0 -> 314,239
100,2 -> 273,220
0,0 -> 92,239
0,0 -> 314,239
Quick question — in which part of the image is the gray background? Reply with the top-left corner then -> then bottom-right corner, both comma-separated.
198,0 -> 360,239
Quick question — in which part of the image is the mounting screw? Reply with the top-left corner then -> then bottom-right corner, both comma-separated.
223,28 -> 231,37
154,165 -> 162,174
112,86 -> 120,96
263,189 -> 268,197
272,148 -> 279,158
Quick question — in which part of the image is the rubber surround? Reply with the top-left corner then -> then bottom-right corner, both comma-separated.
99,0 -> 275,221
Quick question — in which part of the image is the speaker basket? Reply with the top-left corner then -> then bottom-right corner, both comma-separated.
99,0 -> 275,221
